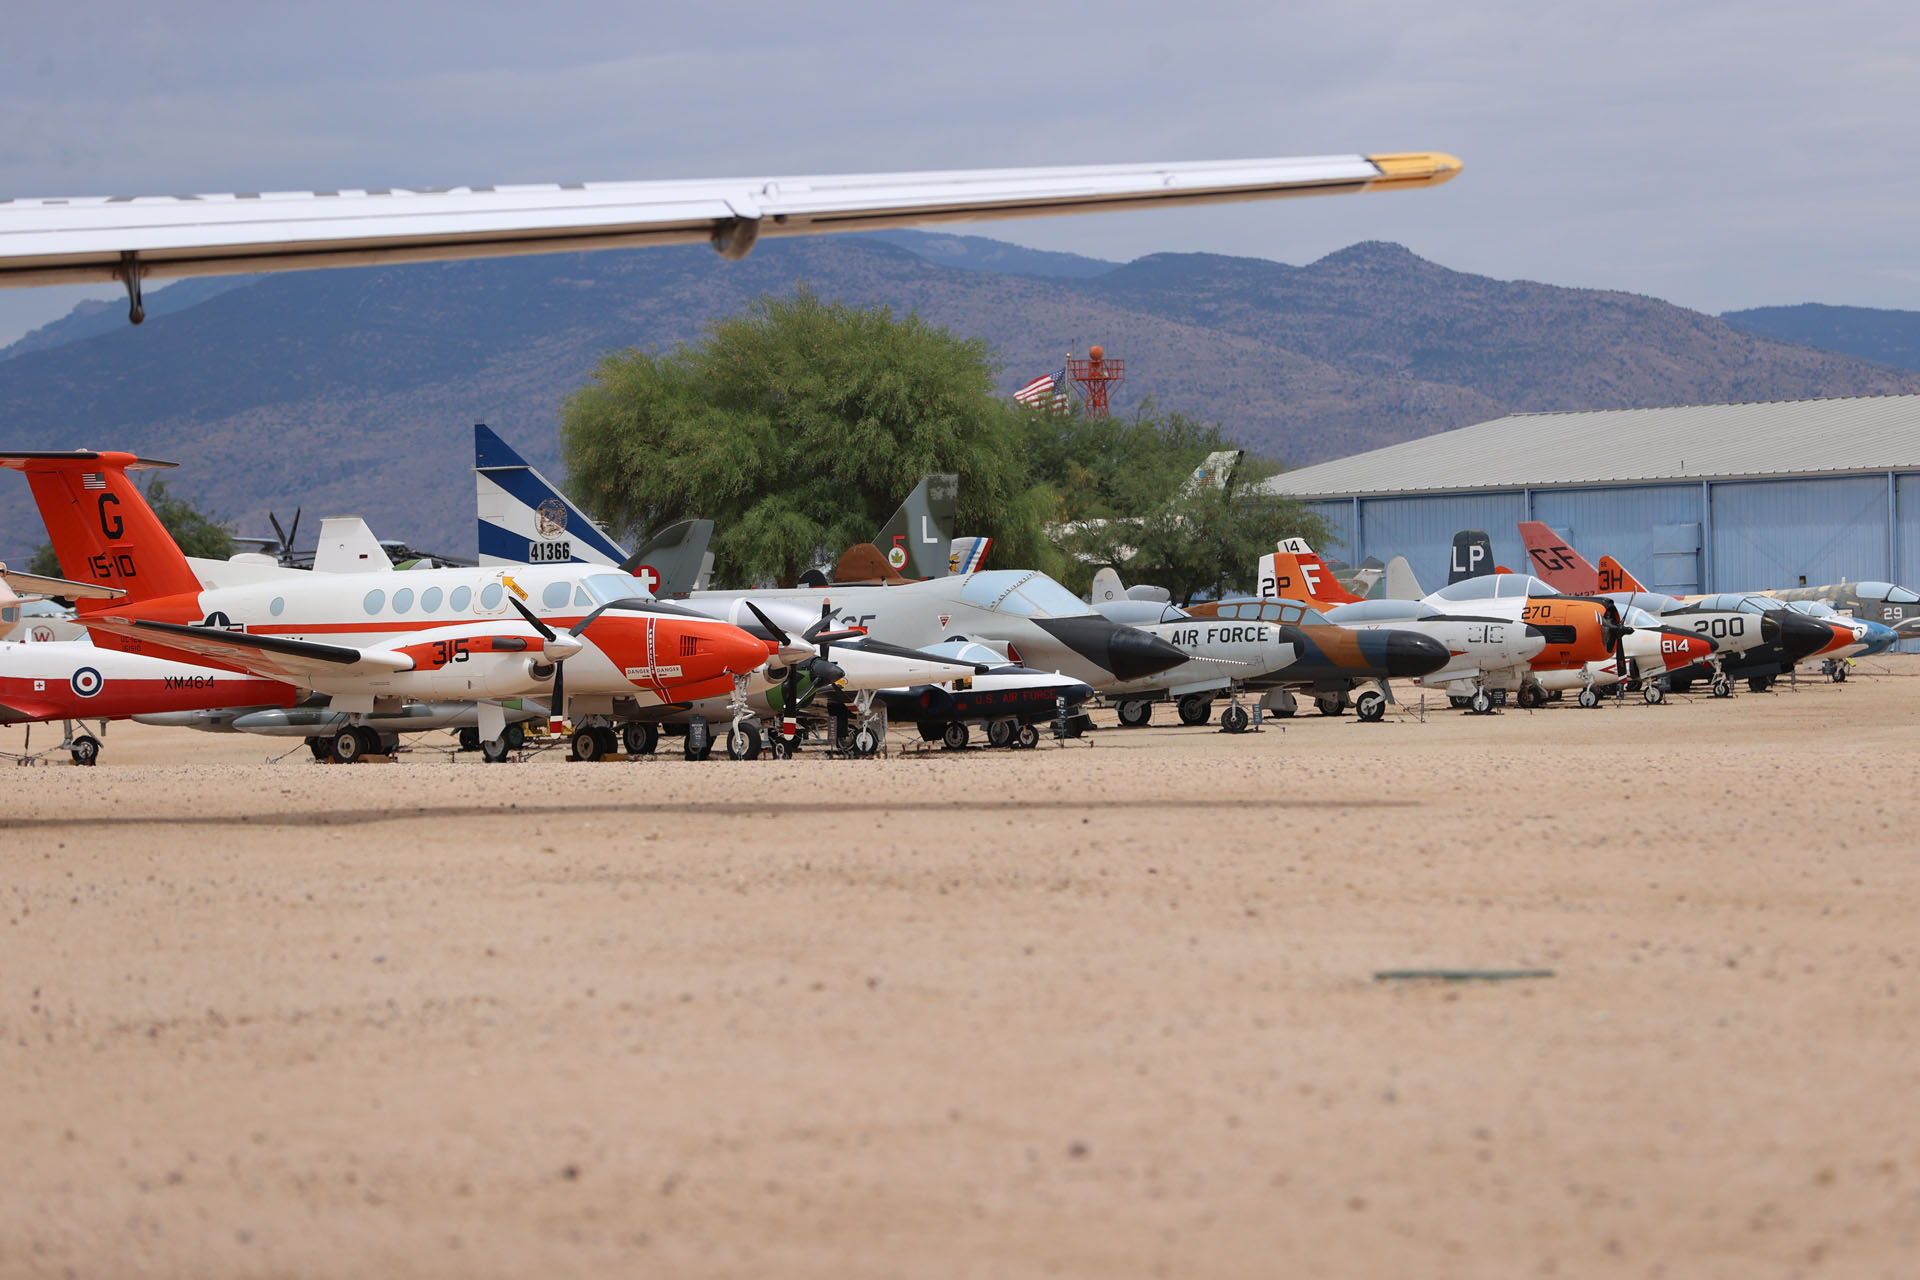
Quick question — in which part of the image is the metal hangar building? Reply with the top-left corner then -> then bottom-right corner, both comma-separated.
1262,394 -> 1920,601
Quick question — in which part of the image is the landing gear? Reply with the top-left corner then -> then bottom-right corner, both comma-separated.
726,721 -> 764,761
480,736 -> 513,763
1176,695 -> 1212,726
1355,689 -> 1387,722
69,734 -> 101,767
331,726 -> 370,763
1014,722 -> 1040,750
1116,699 -> 1153,728
942,721 -> 970,750
1468,690 -> 1494,715
1449,695 -> 1472,710
1263,690 -> 1297,718
1748,675 -> 1772,694
307,735 -> 331,760
1642,681 -> 1666,705
1577,687 -> 1601,709
986,719 -> 1017,749
850,725 -> 882,756
1314,693 -> 1346,717
1711,674 -> 1734,699
1220,703 -> 1251,734
458,727 -> 481,752
1825,659 -> 1849,683
1516,683 -> 1547,710
622,723 -> 659,755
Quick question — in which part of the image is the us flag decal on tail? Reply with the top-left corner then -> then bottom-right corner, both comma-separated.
82,473 -> 106,490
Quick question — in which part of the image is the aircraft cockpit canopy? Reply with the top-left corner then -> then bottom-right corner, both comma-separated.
1213,599 -> 1312,626
1430,573 -> 1561,602
959,570 -> 1092,618
1856,582 -> 1919,602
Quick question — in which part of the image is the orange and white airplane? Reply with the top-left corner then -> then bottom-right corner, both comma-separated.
1256,539 -> 1721,710
1,450 -> 832,762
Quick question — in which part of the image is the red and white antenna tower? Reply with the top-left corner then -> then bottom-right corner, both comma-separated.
1065,345 -> 1125,418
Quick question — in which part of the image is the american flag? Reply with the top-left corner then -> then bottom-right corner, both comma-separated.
81,472 -> 106,490
1014,369 -> 1066,407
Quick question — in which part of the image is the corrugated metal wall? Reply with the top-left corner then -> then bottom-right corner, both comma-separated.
1306,473 -> 1919,612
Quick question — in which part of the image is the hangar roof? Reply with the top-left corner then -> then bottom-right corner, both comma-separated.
1264,394 -> 1920,498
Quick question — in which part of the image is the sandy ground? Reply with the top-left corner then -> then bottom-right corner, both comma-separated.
3,660 -> 1919,1279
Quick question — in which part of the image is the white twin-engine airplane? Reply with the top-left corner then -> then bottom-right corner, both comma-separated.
0,154 -> 1460,319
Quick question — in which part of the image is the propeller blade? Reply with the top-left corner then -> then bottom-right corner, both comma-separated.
552,655 -> 566,725
744,600 -> 791,648
507,594 -> 558,643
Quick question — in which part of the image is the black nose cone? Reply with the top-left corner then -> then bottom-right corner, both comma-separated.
1774,610 -> 1830,664
1383,629 -> 1450,678
1034,616 -> 1187,680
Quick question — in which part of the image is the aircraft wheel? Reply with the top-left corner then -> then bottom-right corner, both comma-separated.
1449,695 -> 1471,710
1643,682 -> 1666,705
1577,687 -> 1600,709
1062,713 -> 1091,738
917,721 -> 947,742
726,722 -> 763,760
1748,675 -> 1771,694
1176,695 -> 1212,726
1220,704 -> 1251,734
505,722 -> 528,750
1116,699 -> 1153,728
767,732 -> 794,760
1469,690 -> 1494,715
331,727 -> 365,764
1314,694 -> 1345,717
986,718 -> 1017,748
622,723 -> 659,755
1355,690 -> 1387,722
1832,663 -> 1849,683
69,734 -> 101,767
480,736 -> 512,763
354,726 -> 385,758
1014,723 -> 1040,750
852,725 -> 881,756
306,736 -> 331,760
1711,675 -> 1734,698
1517,684 -> 1546,709
573,726 -> 608,762
942,721 -> 970,750
457,727 -> 481,752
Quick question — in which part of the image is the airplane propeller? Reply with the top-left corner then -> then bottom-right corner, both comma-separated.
267,508 -> 303,567
508,594 -> 598,722
744,600 -> 857,718
1599,599 -> 1634,686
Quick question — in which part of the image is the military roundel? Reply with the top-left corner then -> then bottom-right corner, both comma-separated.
70,666 -> 104,698
886,545 -> 908,570
535,499 -> 570,538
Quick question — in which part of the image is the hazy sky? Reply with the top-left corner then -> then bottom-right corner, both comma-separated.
4,0 -> 1918,344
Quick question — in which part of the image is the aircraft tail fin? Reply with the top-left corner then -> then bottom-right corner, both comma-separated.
312,516 -> 395,573
1517,521 -> 1600,593
0,451 -> 201,609
832,542 -> 908,584
1379,554 -> 1425,601
873,474 -> 957,579
1447,529 -> 1494,583
1090,566 -> 1128,603
620,519 -> 715,598
1259,539 -> 1364,605
474,423 -> 629,568
1597,555 -> 1647,593
948,535 -> 992,574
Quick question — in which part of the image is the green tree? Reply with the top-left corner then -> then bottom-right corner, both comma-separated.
1026,402 -> 1329,600
25,478 -> 235,577
562,287 -> 1060,587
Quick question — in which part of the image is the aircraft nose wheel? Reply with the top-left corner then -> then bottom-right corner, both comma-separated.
331,727 -> 365,763
1711,674 -> 1734,698
480,736 -> 513,763
1468,690 -> 1494,715
726,722 -> 764,760
1577,687 -> 1601,709
1642,681 -> 1666,705
1355,689 -> 1387,722
850,725 -> 882,756
1219,703 -> 1251,734
69,734 -> 101,767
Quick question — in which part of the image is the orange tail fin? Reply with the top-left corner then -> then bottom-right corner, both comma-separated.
0,452 -> 202,609
1516,521 -> 1600,594
1596,555 -> 1646,594
1258,550 -> 1361,605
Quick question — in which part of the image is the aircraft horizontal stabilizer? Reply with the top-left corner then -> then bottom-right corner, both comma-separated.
85,617 -> 413,682
1,567 -> 125,600
0,154 -> 1462,291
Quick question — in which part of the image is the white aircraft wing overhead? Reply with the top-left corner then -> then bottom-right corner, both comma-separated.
0,153 -> 1461,297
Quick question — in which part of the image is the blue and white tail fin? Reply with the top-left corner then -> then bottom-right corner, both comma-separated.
948,535 -> 992,574
474,423 -> 629,568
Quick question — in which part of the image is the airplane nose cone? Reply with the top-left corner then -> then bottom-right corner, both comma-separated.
1383,629 -> 1450,678
720,627 -> 776,672
1032,616 -> 1187,681
1759,613 -> 1780,644
1773,610 -> 1832,664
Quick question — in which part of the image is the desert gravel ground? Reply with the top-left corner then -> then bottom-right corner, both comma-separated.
3,660 -> 1918,1278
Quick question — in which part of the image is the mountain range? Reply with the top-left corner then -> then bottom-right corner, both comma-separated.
4,229 -> 1918,563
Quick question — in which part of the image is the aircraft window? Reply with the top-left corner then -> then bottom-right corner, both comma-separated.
269,596 -> 285,617
1890,586 -> 1920,603
997,587 -> 1038,616
450,585 -> 473,612
542,580 -> 572,610
1856,582 -> 1892,599
957,570 -> 1025,607
1524,577 -> 1560,597
1015,574 -> 1092,616
583,574 -> 646,606
392,588 -> 414,615
574,585 -> 595,607
1,606 -> 14,625
363,589 -> 385,615
1433,579 -> 1494,601
421,587 -> 443,613
479,583 -> 504,611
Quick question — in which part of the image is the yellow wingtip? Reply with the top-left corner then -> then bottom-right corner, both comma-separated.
1365,152 -> 1464,189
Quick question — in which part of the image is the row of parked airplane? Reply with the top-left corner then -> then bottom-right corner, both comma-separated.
5,427 -> 1908,765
